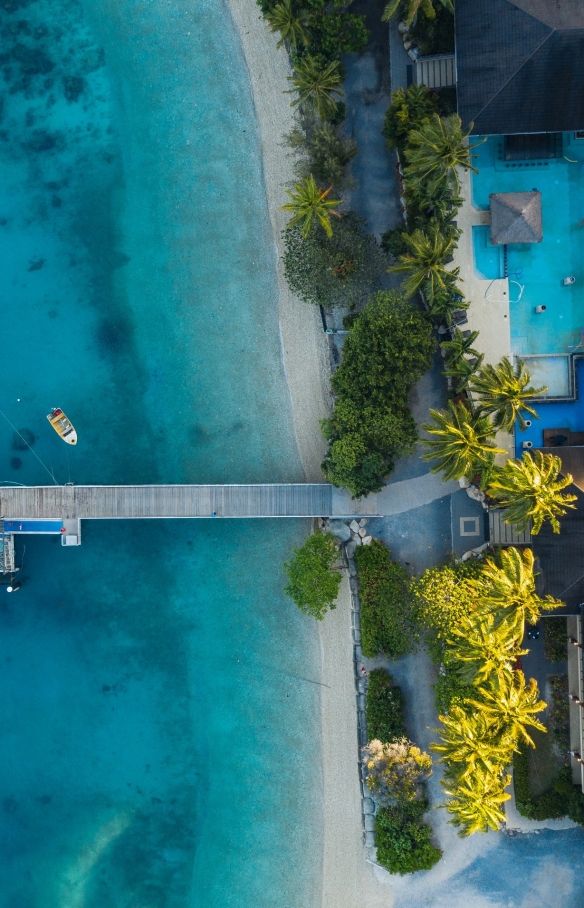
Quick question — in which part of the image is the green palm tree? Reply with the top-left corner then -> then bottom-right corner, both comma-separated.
428,287 -> 467,327
389,223 -> 459,300
443,771 -> 512,835
470,547 -> 564,626
442,328 -> 484,394
487,450 -> 577,534
470,357 -> 547,432
447,612 -> 526,687
288,56 -> 344,120
421,400 -> 505,482
431,707 -> 511,778
404,114 -> 483,194
265,0 -> 308,49
468,672 -> 546,749
280,175 -> 343,238
382,0 -> 453,27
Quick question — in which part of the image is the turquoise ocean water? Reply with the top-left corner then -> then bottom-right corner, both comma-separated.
0,1 -> 322,905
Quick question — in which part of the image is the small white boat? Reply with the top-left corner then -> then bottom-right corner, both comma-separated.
47,408 -> 77,445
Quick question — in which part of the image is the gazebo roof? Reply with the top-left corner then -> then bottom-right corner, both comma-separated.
489,191 -> 542,245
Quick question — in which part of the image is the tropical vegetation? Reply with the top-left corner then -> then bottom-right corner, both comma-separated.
282,530 -> 341,618
375,799 -> 442,875
283,212 -> 387,310
389,223 -> 459,301
404,114 -> 481,194
470,357 -> 547,432
487,450 -> 577,534
381,0 -> 453,27
288,55 -> 344,120
321,291 -> 434,497
366,669 -> 406,743
421,400 -> 504,482
281,175 -> 343,238
355,538 -> 416,658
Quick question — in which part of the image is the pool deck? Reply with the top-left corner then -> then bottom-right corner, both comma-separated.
452,163 -> 514,457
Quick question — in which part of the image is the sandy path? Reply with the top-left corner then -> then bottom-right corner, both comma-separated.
227,0 -> 330,482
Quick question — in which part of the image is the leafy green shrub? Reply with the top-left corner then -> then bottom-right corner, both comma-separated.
409,6 -> 454,56
412,558 -> 483,661
433,665 -> 477,714
549,674 -> 570,747
355,539 -> 416,658
543,617 -> 567,663
283,213 -> 387,310
287,119 -> 358,189
321,291 -> 435,497
383,85 -> 440,157
366,669 -> 406,743
513,750 -> 584,822
375,801 -> 442,875
283,531 -> 341,619
381,227 -> 408,261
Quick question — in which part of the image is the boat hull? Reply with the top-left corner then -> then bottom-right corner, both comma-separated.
47,408 -> 77,445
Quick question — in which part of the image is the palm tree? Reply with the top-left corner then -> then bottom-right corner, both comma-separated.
389,223 -> 459,299
469,357 -> 547,432
442,328 -> 484,394
447,612 -> 526,687
421,400 -> 505,482
487,450 -> 577,534
468,672 -> 546,749
265,0 -> 308,49
431,707 -> 511,778
382,0 -> 453,28
427,287 -> 467,327
280,175 -> 343,238
288,56 -> 344,120
470,547 -> 564,626
404,114 -> 483,194
443,771 -> 512,835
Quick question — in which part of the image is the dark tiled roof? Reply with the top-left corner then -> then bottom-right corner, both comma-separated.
490,191 -> 542,244
456,0 -> 584,135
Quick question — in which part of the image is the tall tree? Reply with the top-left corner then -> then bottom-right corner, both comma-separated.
381,0 -> 453,27
389,223 -> 459,300
470,547 -> 565,626
431,707 -> 511,779
288,55 -> 344,120
443,771 -> 512,835
468,672 -> 547,750
404,114 -> 482,194
283,530 -> 341,619
265,0 -> 308,49
446,611 -> 526,687
487,450 -> 577,534
421,400 -> 504,482
470,357 -> 547,432
280,175 -> 342,238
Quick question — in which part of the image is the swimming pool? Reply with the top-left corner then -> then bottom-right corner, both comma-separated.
471,135 -> 584,355
3,520 -> 64,534
472,225 -> 504,279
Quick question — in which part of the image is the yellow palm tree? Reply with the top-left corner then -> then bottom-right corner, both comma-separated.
468,672 -> 546,749
443,771 -> 511,835
446,611 -> 526,687
487,450 -> 577,534
431,707 -> 511,778
469,547 -> 565,626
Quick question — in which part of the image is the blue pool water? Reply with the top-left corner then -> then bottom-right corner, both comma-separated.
0,1 -> 321,906
472,136 -> 584,355
472,225 -> 504,280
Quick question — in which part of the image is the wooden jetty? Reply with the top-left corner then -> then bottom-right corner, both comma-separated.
0,484 -> 377,521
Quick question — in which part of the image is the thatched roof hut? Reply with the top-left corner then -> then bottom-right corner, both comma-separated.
489,191 -> 542,245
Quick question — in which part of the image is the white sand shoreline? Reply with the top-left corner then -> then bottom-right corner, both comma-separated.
226,5 -> 391,905
227,0 -> 330,483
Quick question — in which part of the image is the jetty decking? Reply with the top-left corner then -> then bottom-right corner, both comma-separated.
0,484 -> 375,520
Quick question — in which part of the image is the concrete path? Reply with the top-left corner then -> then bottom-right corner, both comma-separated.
377,471 -> 458,516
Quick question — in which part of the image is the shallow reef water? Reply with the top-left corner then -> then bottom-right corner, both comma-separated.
0,1 -> 322,906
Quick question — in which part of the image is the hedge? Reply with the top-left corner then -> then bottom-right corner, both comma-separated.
375,800 -> 442,875
355,539 -> 416,659
513,749 -> 584,823
366,669 -> 406,743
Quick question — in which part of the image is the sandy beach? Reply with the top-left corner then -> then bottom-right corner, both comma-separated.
226,2 -> 389,904
227,0 -> 331,483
